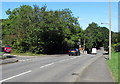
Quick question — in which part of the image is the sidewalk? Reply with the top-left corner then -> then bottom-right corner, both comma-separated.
77,56 -> 115,82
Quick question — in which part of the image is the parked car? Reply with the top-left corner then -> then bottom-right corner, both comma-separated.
3,45 -> 12,53
115,45 -> 120,52
68,48 -> 80,56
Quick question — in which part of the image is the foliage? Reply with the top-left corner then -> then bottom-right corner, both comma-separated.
2,5 -> 83,54
112,32 -> 118,44
2,5 -> 118,54
84,22 -> 109,53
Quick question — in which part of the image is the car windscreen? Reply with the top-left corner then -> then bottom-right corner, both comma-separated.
5,45 -> 11,47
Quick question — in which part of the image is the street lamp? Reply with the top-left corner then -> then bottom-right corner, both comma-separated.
109,0 -> 112,60
101,0 -> 112,60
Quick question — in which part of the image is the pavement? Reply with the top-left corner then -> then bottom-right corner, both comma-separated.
77,55 -> 115,82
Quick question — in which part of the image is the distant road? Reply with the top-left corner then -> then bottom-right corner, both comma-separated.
1,50 -> 103,82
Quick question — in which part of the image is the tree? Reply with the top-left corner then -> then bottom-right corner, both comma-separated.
112,32 -> 119,44
2,5 -> 83,54
84,22 -> 109,53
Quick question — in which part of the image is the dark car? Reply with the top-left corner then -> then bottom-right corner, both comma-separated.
68,49 -> 80,56
115,45 -> 120,52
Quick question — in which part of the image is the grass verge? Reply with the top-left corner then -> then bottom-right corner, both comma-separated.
107,51 -> 119,82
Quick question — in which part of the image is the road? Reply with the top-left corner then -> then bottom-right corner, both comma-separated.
0,50 -> 103,82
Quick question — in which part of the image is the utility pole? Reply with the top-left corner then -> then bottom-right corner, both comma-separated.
84,39 -> 85,49
83,38 -> 85,54
79,39 -> 81,48
101,0 -> 112,59
109,0 -> 112,59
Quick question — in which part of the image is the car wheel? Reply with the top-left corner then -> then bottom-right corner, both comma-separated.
16,60 -> 19,62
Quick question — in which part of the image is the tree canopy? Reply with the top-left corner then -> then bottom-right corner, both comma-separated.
84,22 -> 109,53
2,5 -> 118,54
2,5 -> 83,54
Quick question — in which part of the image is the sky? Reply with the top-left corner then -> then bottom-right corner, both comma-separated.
1,2 -> 118,32
0,0 -> 119,2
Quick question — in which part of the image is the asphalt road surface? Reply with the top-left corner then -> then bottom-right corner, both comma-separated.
0,50 -> 103,82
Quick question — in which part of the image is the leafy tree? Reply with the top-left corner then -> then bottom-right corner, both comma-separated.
2,5 -> 83,54
112,32 -> 118,44
84,22 -> 109,53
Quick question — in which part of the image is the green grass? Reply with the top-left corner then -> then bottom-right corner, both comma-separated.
0,52 -> 5,54
107,51 -> 119,82
0,52 -> 5,57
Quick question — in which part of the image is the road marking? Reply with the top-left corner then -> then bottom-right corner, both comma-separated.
58,56 -> 82,63
64,58 -> 70,61
58,58 -> 70,62
58,60 -> 66,62
70,57 -> 77,59
19,59 -> 32,62
0,70 -> 32,82
26,59 -> 31,61
40,63 -> 54,69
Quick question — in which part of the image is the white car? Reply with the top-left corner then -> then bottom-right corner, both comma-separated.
92,48 -> 97,54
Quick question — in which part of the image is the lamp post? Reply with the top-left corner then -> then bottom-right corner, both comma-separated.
109,0 -> 112,60
79,39 -> 81,48
101,0 -> 112,60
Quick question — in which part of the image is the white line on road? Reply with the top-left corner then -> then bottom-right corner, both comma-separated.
40,63 -> 54,69
58,58 -> 70,62
58,56 -> 82,63
0,70 -> 32,82
58,59 -> 66,62
70,57 -> 77,59
19,59 -> 32,62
